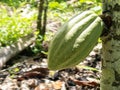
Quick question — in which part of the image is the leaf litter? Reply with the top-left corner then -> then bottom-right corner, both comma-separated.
0,43 -> 102,90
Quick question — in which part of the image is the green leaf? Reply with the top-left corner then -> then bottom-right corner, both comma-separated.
77,65 -> 100,72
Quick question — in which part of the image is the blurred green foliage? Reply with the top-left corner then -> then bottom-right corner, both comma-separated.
0,0 -> 37,8
0,3 -> 37,47
0,0 -> 102,52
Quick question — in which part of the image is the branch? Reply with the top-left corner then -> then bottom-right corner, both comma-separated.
0,34 -> 36,69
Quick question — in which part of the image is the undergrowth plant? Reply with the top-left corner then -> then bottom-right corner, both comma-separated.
0,3 -> 37,47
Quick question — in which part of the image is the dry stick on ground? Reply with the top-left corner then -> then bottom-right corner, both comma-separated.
0,34 -> 36,69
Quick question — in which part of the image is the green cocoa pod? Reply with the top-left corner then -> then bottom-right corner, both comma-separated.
48,11 -> 104,70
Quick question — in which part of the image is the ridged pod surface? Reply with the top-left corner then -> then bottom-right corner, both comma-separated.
48,11 -> 104,70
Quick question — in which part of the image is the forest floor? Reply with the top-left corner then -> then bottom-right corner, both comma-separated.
0,43 -> 102,90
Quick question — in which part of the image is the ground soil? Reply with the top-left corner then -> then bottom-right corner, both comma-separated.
0,43 -> 102,90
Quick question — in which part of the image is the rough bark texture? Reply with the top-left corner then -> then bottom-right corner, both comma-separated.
101,0 -> 120,90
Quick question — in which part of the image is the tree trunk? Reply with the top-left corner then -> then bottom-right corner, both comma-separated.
101,0 -> 120,90
37,0 -> 48,39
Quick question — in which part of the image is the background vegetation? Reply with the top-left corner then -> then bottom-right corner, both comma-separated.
0,0 -> 102,51
0,1 -> 103,89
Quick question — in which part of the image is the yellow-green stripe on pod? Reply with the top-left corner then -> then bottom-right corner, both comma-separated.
48,11 -> 104,70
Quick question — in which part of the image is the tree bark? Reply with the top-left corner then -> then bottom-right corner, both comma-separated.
101,0 -> 120,90
37,0 -> 44,33
37,0 -> 48,39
